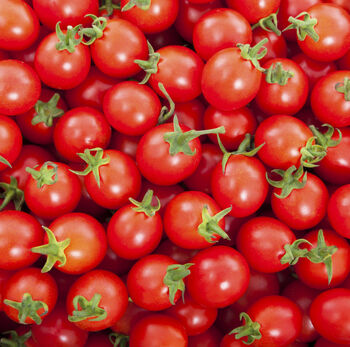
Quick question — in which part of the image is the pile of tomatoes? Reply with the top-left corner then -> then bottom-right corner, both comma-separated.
0,0 -> 350,346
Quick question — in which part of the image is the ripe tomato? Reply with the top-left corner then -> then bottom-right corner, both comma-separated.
190,327 -> 223,347
156,239 -> 198,265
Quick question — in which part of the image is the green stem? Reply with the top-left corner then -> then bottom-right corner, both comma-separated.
157,83 -> 175,124
122,0 -> 151,11
264,62 -> 294,86
55,22 -> 83,53
283,12 -> 319,42
252,11 -> 281,36
237,38 -> 268,72
32,93 -> 65,127
25,161 -> 58,188
335,77 -> 350,101
229,312 -> 262,345
0,330 -> 32,347
129,189 -> 161,217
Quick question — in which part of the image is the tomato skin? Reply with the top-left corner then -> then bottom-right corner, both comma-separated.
120,0 -> 179,34
107,203 -> 163,260
186,246 -> 250,308
211,155 -> 268,218
193,8 -> 252,61
0,60 -> 41,116
53,107 -> 111,162
127,254 -> 180,311
91,19 -> 148,78
0,211 -> 43,271
328,184 -> 350,238
0,0 -> 39,51
129,314 -> 188,347
310,288 -> 350,344
66,270 -> 128,331
24,162 -> 82,220
314,337 -> 350,347
297,4 -> 350,62
103,81 -> 161,136
295,229 -> 350,289
0,115 -> 22,171
311,71 -> 350,128
237,216 -> 295,273
156,240 -> 198,265
220,334 -> 246,347
254,114 -> 313,170
0,270 -> 14,311
271,172 -> 328,230
255,58 -> 309,116
109,132 -> 140,159
84,149 -> 141,209
3,268 -> 58,325
32,0 -> 99,31
189,327 -> 223,347
136,122 -> 202,186
202,47 -> 263,111
34,32 -> 91,90
149,46 -> 204,103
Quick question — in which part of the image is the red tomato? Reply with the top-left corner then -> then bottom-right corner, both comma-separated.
146,26 -> 184,51
108,132 -> 140,159
186,246 -> 250,308
156,239 -> 199,265
189,327 -> 223,347
0,270 -> 14,311
0,60 -> 41,116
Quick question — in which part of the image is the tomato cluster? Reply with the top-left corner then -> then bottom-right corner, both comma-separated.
0,0 -> 350,346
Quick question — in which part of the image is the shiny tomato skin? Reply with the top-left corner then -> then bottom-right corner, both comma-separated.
310,288 -> 350,344
0,0 -> 39,51
0,211 -> 43,271
202,47 -> 263,111
171,98 -> 205,131
34,32 -> 91,90
109,132 -> 140,159
193,8 -> 252,61
211,155 -> 268,218
90,19 -> 148,78
129,314 -> 188,347
294,229 -> 350,289
186,246 -> 250,308
0,60 -> 41,116
156,239 -> 199,265
189,327 -> 223,347
237,216 -> 296,273
149,46 -> 204,103
220,333 -> 246,347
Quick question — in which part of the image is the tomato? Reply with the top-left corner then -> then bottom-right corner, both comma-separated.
237,216 -> 295,273
255,58 -> 308,116
34,31 -> 91,90
314,337 -> 350,347
67,270 -> 128,331
32,0 -> 99,30
109,132 -> 140,159
189,327 -> 223,347
193,8 -> 252,61
31,306 -> 88,347
103,81 -> 161,136
120,0 -> 179,34
16,88 -> 68,145
338,49 -> 350,70
0,60 -> 41,116
0,0 -> 39,51
156,239 -> 199,265
146,26 -> 184,51
254,114 -> 313,170
328,184 -> 350,238
129,314 -> 188,347
220,333 -> 246,347
0,211 -> 43,270
91,19 -> 148,78
3,268 -> 58,325
0,270 -> 14,311
271,172 -> 328,230
295,229 -> 350,289
0,115 -> 22,171
310,288 -> 350,344
186,246 -> 250,308
24,161 -> 82,220
311,71 -> 350,128
149,46 -> 204,103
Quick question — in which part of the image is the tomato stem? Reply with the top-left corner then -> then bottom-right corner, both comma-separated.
335,77 -> 350,101
80,15 -> 107,45
129,189 -> 161,217
122,0 -> 151,12
229,312 -> 262,345
0,330 -> 32,347
109,332 -> 129,347
0,177 -> 24,211
99,0 -> 120,16
252,11 -> 281,36
26,161 -> 58,188
264,62 -> 294,86
134,41 -> 160,84
157,83 -> 175,124
237,38 -> 268,72
55,22 -> 83,53
283,12 -> 319,42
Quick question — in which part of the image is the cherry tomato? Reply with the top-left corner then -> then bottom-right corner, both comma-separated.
108,132 -> 140,159
189,327 -> 223,347
156,239 -> 199,265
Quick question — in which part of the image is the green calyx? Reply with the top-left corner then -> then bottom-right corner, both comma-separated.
109,333 -> 129,347
157,83 -> 175,125
32,93 -> 65,127
283,12 -> 319,42
0,155 -> 12,169
335,77 -> 350,101
135,41 -> 160,84
25,161 -> 58,188
217,133 -> 264,174
70,148 -> 110,188
237,38 -> 268,72
163,263 -> 194,305
80,15 -> 107,46
68,293 -> 107,323
122,0 -> 151,11
99,0 -> 121,17
3,293 -> 48,325
229,312 -> 262,345
197,205 -> 231,243
252,11 -> 281,36
266,165 -> 307,199
309,124 -> 342,149
31,226 -> 70,273
163,115 -> 225,156
280,239 -> 312,265
129,189 -> 161,217
0,330 -> 32,347
0,177 -> 24,211
264,62 -> 294,86
55,22 -> 83,53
